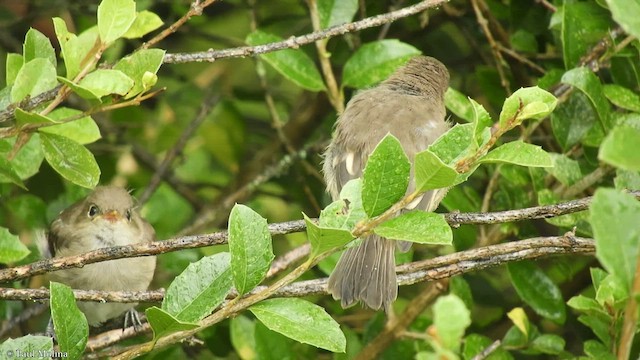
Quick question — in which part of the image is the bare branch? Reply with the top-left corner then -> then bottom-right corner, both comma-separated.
163,0 -> 447,63
1,191 -> 633,283
0,236 -> 594,303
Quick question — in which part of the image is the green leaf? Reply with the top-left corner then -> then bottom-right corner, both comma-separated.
614,169 -> 640,191
23,28 -> 56,67
362,134 -> 410,217
114,49 -> 165,98
479,141 -> 553,167
10,58 -> 58,103
246,31 -> 325,91
550,91 -> 598,150
0,227 -> 30,263
5,53 -> 23,86
39,107 -> 102,145
40,133 -> 100,189
595,274 -> 628,310
603,84 -> 640,112
561,67 -> 611,132
77,69 -> 134,97
545,153 -> 583,186
15,108 -> 55,128
471,98 -> 493,146
605,0 -> 640,39
0,157 -> 26,189
54,20 -> 99,79
584,340 -> 616,360
255,321 -> 297,360
97,0 -> 136,45
304,213 -> 354,256
342,40 -> 421,88
50,281 -> 88,360
318,179 -> 366,231
229,204 -> 274,295
0,335 -> 53,359
146,306 -> 198,343
499,87 -> 557,128
444,88 -> 474,122
374,211 -> 452,245
567,294 -> 601,312
249,298 -> 346,353
318,0 -> 358,28
414,149 -> 458,191
590,188 -> 640,290
578,314 -> 612,347
230,315 -> 257,360
162,252 -> 232,323
433,295 -> 471,351
58,77 -> 102,101
561,2 -> 610,68
462,334 -> 512,360
429,123 -> 475,166
0,134 -> 44,181
530,334 -> 565,355
599,125 -> 640,171
123,10 -> 163,39
507,261 -> 566,324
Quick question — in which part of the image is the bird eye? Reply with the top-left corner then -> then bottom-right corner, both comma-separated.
88,204 -> 100,218
125,209 -> 132,221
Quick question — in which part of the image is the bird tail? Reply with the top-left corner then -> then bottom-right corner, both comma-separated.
327,235 -> 397,312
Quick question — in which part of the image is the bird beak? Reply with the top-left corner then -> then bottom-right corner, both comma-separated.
100,210 -> 122,223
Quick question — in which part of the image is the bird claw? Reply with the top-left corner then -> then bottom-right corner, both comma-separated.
123,309 -> 144,332
45,318 -> 57,342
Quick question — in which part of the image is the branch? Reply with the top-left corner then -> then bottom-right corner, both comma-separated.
2,192 -> 635,284
0,236 -> 594,303
163,0 -> 447,63
140,0 -> 220,50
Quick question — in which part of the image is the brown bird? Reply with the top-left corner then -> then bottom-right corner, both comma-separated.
323,56 -> 451,311
48,186 -> 156,327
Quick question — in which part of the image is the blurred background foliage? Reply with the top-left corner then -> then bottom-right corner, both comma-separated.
0,0 -> 639,358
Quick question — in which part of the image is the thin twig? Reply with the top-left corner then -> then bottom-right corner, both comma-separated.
471,340 -> 502,360
307,0 -> 344,113
618,249 -> 640,359
470,0 -> 510,94
137,92 -> 219,205
141,0 -> 220,50
163,0 -> 448,63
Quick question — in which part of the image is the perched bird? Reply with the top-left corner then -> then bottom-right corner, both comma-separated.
323,56 -> 451,312
48,186 -> 156,327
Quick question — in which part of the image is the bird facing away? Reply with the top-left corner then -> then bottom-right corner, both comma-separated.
323,55 -> 451,312
48,186 -> 156,326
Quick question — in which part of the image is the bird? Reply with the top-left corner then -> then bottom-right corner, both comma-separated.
47,186 -> 156,327
323,55 -> 451,312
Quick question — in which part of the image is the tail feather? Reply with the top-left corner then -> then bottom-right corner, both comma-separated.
327,235 -> 397,311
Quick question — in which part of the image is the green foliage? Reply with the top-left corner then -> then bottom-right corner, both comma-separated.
362,134 -> 410,217
229,204 -> 274,295
249,298 -> 346,352
161,252 -> 232,323
342,40 -> 421,88
50,282 -> 89,360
